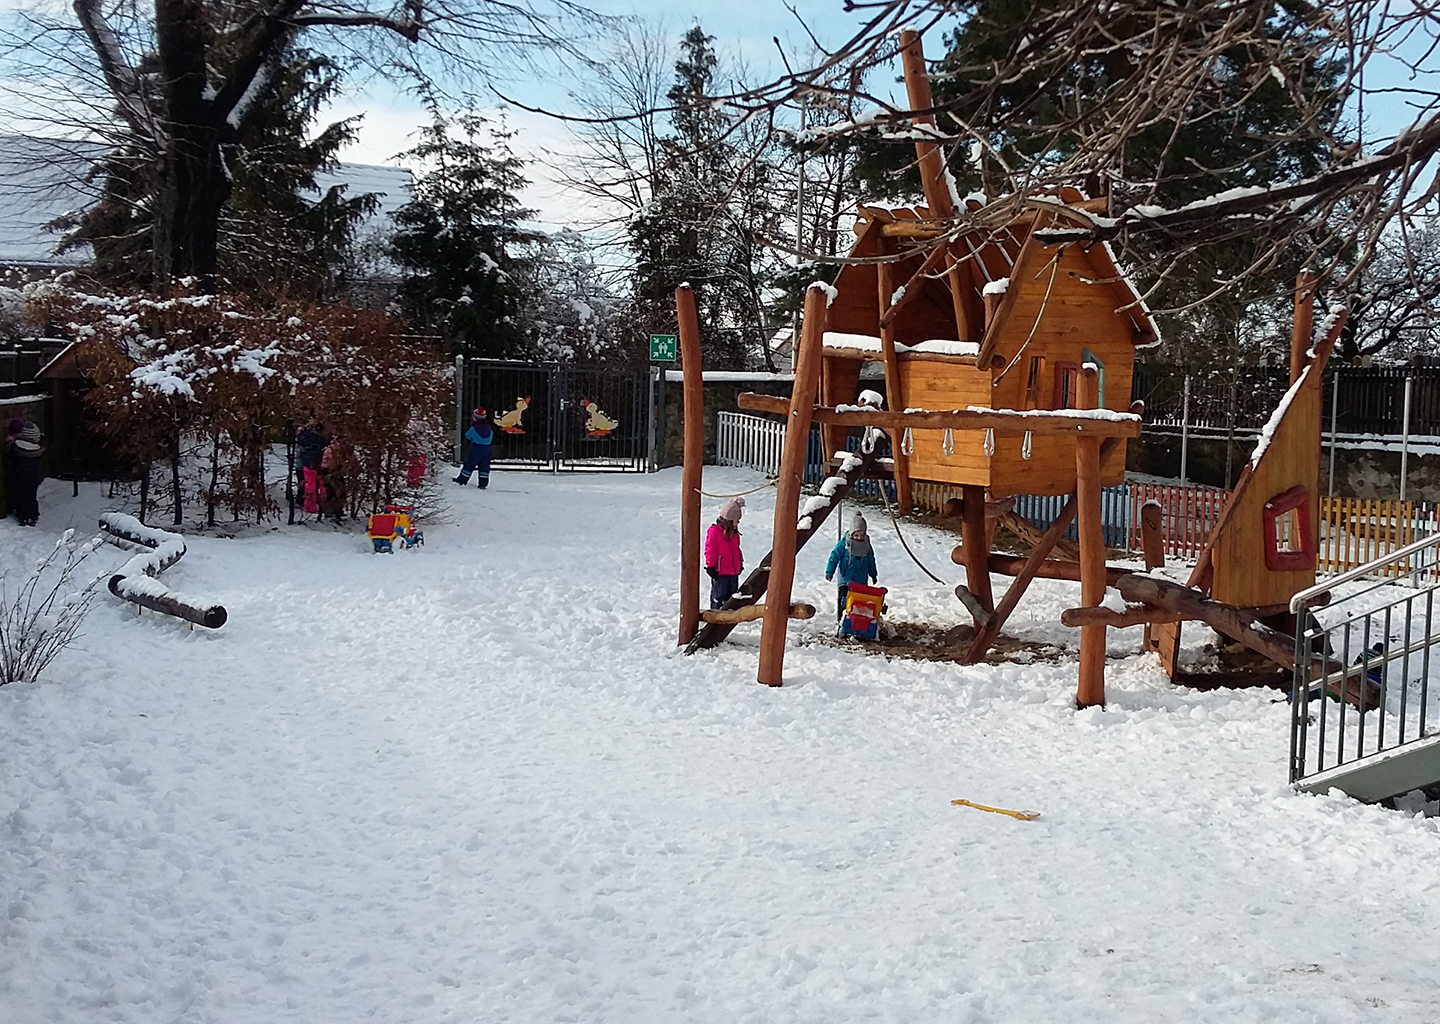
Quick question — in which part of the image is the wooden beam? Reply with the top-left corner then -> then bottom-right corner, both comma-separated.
879,242 -> 951,328
941,495 -> 1015,520
1290,268 -> 1317,386
701,602 -> 815,625
1061,605 -> 1182,628
736,392 -> 1142,437
960,484 -> 994,621
876,257 -> 914,514
980,554 -> 1130,586
898,29 -> 954,221
758,285 -> 829,687
1139,499 -> 1165,652
1116,574 -> 1298,670
677,285 -> 704,646
1075,363 -> 1106,708
960,437 -> 1124,664
877,222 -> 952,239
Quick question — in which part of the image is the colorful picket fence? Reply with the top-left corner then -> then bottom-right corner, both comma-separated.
716,414 -> 1437,582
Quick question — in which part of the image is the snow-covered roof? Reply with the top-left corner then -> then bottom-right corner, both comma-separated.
0,135 -> 412,267
851,188 -> 1160,352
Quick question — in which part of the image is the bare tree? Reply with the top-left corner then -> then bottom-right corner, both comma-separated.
2,0 -> 596,291
519,1 -> 1440,360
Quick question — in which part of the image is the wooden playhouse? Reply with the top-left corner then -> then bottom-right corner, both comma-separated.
816,190 -> 1159,505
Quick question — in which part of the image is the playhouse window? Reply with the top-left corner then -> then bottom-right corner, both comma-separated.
1053,362 -> 1079,409
1082,349 -> 1106,406
1263,485 -> 1315,571
1025,357 -> 1046,409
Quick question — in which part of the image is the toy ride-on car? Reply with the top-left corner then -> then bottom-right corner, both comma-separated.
367,504 -> 424,553
840,582 -> 887,639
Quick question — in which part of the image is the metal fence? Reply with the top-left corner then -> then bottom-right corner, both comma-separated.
1290,533 -> 1440,802
456,357 -> 650,472
1133,363 -> 1440,437
716,412 -> 1440,578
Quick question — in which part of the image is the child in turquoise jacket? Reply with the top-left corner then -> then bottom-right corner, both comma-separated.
826,512 -> 878,620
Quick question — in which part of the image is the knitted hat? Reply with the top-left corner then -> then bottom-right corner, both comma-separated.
13,421 -> 42,454
849,512 -> 867,536
472,406 -> 487,421
719,496 -> 745,522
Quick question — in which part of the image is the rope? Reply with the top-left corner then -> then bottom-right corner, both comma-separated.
877,472 -> 949,585
699,478 -> 778,499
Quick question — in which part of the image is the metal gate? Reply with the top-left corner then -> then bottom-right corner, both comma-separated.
457,358 -> 650,471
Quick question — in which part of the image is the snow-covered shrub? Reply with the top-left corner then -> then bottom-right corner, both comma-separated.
0,530 -> 103,686
27,287 -> 450,525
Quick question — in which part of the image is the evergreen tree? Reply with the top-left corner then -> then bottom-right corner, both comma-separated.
846,1 -> 1345,366
390,109 -> 537,358
627,26 -> 781,369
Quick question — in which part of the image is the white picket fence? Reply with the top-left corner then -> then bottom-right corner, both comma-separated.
716,411 -> 786,476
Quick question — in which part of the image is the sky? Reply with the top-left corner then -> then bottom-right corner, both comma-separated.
324,0 -> 902,231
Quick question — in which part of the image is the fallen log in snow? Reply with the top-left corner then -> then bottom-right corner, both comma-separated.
99,513 -> 227,629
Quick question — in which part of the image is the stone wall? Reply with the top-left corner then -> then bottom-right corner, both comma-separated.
1128,430 -> 1440,501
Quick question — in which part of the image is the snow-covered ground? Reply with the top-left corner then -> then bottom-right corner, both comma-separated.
2,468 -> 1438,1023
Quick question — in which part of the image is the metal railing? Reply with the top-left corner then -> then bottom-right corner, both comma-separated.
1289,532 -> 1440,797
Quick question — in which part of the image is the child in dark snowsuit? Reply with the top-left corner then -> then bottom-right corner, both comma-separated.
826,512 -> 878,620
5,419 -> 44,527
454,407 -> 494,488
703,496 -> 745,609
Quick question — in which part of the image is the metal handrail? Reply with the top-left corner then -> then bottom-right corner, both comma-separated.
1290,530 -> 1440,613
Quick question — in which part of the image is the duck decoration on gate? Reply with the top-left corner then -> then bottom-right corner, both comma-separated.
583,400 -> 619,438
494,397 -> 530,434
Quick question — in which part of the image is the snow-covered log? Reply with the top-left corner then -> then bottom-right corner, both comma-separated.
98,513 -> 227,629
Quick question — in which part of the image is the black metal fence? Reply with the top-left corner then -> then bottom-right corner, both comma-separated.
1132,364 -> 1440,436
457,358 -> 651,472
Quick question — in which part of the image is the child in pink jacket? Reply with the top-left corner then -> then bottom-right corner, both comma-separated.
704,497 -> 745,609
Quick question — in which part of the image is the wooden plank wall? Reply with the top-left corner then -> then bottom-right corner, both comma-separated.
1211,373 -> 1323,608
898,360 -> 993,487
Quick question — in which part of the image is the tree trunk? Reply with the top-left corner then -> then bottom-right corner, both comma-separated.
155,0 -> 231,291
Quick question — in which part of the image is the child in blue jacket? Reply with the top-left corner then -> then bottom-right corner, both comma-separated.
826,512 -> 878,620
454,407 -> 494,488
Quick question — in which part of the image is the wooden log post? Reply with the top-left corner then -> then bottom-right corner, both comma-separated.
1075,363 -> 1106,708
757,284 -> 829,687
677,285 -> 704,646
1139,499 -> 1165,652
981,554 -> 1131,586
700,602 -> 815,625
959,484 -> 994,623
897,28 -> 975,342
1290,269 -> 1317,386
876,257 -> 913,514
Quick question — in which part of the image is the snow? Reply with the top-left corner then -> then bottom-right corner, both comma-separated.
823,333 -> 980,358
982,277 -> 1010,296
664,370 -> 795,382
1251,368 -> 1307,467
2,472 -> 1439,1022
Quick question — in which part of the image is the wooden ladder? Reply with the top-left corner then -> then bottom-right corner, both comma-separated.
685,447 -> 884,653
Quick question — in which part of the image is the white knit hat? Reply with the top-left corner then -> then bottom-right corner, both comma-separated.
720,496 -> 745,522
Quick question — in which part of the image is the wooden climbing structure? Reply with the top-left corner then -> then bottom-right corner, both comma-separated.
675,29 -> 1358,709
